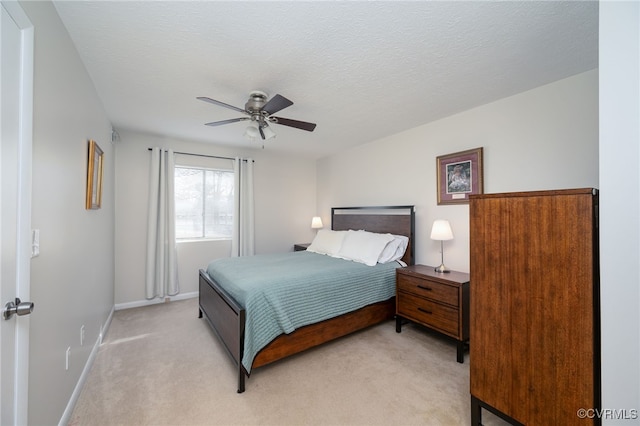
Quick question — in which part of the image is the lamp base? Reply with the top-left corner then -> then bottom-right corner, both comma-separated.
434,264 -> 450,273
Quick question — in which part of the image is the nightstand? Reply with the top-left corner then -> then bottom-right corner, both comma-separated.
395,265 -> 470,363
293,243 -> 310,251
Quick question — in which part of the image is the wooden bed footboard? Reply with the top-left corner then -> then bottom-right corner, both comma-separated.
199,269 -> 247,392
252,298 -> 395,368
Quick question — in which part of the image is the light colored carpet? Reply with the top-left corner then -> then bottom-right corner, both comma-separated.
69,298 -> 507,426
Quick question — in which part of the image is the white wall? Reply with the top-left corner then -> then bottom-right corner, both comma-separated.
114,129 -> 318,305
317,70 -> 599,272
20,1 -> 115,424
599,2 -> 640,423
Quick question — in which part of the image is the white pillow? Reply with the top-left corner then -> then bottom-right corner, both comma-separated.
337,230 -> 395,266
307,230 -> 346,256
378,235 -> 409,264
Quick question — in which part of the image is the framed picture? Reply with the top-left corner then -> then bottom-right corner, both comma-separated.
436,147 -> 483,205
86,140 -> 104,209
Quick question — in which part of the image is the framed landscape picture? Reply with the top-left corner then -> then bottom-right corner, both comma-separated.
86,139 -> 104,210
436,147 -> 483,205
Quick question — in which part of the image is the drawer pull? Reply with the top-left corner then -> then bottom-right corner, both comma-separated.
418,307 -> 433,315
417,285 -> 433,291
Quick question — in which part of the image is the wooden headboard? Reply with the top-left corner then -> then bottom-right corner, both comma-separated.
331,205 -> 415,266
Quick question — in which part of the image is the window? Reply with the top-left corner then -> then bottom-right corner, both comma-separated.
174,167 -> 234,240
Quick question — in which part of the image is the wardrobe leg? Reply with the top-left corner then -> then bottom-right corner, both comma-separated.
471,395 -> 482,425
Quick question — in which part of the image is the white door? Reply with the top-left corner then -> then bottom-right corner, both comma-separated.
1,2 -> 34,425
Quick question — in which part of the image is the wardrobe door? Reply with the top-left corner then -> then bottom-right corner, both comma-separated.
470,194 -> 533,423
523,192 -> 597,423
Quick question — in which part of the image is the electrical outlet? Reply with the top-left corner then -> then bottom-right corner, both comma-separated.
65,347 -> 71,370
80,325 -> 85,346
31,229 -> 40,258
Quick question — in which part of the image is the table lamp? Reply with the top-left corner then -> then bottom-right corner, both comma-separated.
431,219 -> 453,273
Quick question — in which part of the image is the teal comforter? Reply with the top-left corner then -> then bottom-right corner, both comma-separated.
206,251 -> 399,372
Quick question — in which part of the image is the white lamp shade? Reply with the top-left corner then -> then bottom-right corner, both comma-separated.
261,125 -> 276,140
311,216 -> 323,229
244,125 -> 260,141
430,219 -> 454,241
244,124 -> 276,141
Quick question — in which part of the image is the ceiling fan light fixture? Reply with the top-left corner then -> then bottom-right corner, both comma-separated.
261,124 -> 276,140
243,124 -> 260,141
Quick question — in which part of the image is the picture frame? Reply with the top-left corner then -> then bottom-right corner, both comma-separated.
436,147 -> 483,205
85,140 -> 104,209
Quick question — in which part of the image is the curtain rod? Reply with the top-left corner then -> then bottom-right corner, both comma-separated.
147,148 -> 253,162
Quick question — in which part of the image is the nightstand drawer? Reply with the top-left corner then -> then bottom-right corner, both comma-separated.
397,274 -> 459,307
397,291 -> 459,336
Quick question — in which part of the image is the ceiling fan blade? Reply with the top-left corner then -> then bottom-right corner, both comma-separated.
262,94 -> 293,115
204,117 -> 250,127
271,117 -> 317,132
197,96 -> 247,114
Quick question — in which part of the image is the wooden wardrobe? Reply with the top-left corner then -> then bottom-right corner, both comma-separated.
469,188 -> 600,425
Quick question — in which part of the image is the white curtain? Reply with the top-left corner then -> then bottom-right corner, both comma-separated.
232,157 -> 255,257
145,147 -> 179,299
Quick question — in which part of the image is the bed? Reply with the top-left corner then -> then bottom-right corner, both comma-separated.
198,205 -> 415,393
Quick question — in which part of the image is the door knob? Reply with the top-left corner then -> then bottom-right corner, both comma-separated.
3,298 -> 34,320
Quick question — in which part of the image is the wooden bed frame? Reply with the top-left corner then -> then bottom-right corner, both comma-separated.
198,205 -> 415,393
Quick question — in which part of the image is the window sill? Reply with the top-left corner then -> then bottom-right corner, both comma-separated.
177,238 -> 231,244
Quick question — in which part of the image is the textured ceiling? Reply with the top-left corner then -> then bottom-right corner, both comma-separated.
53,1 -> 598,159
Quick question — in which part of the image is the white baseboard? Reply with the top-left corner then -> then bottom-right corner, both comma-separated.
114,291 -> 198,311
58,305 -> 115,426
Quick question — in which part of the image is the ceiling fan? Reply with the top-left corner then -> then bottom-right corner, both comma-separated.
197,91 -> 317,140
